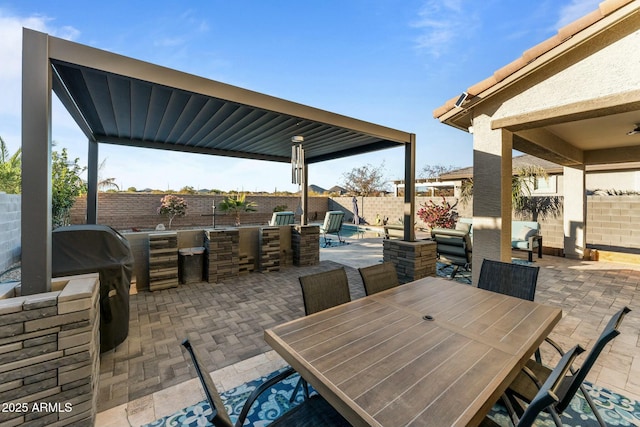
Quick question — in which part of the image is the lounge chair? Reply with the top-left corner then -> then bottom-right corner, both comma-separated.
320,211 -> 345,247
431,227 -> 472,278
268,211 -> 295,226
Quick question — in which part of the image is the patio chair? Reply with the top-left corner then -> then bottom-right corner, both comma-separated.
431,227 -> 472,278
505,306 -> 631,427
320,211 -> 345,247
293,267 -> 351,400
299,267 -> 351,315
181,339 -> 351,427
477,259 -> 539,301
358,262 -> 400,296
481,344 -> 585,427
269,211 -> 295,226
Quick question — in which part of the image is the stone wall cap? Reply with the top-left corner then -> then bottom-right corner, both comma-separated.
0,295 -> 27,314
58,274 -> 99,303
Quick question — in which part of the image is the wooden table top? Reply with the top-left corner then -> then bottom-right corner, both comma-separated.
264,276 -> 562,427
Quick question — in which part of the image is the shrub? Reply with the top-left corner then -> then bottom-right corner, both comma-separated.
417,197 -> 458,230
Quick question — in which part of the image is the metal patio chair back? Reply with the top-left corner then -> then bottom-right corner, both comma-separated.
299,267 -> 351,315
358,262 -> 400,296
482,345 -> 585,427
478,259 -> 539,301
507,306 -> 631,427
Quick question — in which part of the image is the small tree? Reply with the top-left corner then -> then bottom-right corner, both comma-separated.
417,197 -> 458,230
420,164 -> 457,179
52,148 -> 87,228
0,136 -> 21,194
157,194 -> 188,229
342,162 -> 388,196
218,193 -> 257,226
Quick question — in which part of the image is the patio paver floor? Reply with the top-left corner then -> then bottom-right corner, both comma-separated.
96,238 -> 640,426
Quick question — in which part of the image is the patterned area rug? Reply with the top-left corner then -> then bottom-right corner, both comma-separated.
142,368 -> 640,427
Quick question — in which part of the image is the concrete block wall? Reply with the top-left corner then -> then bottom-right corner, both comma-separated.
0,273 -> 100,427
587,196 -> 640,250
69,193 -> 328,230
0,193 -> 21,275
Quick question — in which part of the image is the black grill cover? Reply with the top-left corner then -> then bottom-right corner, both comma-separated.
52,225 -> 134,353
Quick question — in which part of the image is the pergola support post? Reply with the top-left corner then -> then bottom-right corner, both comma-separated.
21,29 -> 52,295
301,163 -> 308,225
403,133 -> 416,242
87,139 -> 99,224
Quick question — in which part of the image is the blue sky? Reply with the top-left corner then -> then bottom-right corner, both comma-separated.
0,0 -> 599,192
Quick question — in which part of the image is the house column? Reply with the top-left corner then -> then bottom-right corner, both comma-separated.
563,165 -> 586,259
471,115 -> 513,285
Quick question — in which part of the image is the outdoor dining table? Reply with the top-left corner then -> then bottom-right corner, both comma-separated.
264,276 -> 562,427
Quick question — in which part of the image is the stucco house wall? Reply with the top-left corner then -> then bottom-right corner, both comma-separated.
493,28 -> 640,119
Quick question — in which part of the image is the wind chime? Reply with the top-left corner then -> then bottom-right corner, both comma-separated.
291,136 -> 304,185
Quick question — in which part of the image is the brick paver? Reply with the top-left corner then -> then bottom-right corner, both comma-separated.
97,248 -> 640,412
98,261 -> 365,411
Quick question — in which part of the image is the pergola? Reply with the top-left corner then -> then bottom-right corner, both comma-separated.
434,0 -> 640,284
21,28 -> 416,295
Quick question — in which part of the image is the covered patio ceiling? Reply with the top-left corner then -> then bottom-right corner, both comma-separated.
22,28 -> 416,295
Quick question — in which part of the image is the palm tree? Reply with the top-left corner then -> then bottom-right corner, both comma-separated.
218,193 -> 257,226
97,159 -> 119,191
459,164 -> 559,219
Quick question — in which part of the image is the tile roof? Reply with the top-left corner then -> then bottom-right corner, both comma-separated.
433,0 -> 637,119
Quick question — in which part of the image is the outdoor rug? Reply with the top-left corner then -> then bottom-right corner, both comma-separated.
142,368 -> 640,427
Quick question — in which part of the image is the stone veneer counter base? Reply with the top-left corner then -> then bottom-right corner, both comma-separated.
0,273 -> 100,427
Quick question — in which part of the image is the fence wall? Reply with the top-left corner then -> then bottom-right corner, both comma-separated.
0,193 -> 21,275
69,193 -> 329,230
3,195 -> 640,273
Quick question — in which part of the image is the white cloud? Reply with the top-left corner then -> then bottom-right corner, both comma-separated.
0,10 -> 80,134
555,0 -> 600,29
410,0 -> 470,57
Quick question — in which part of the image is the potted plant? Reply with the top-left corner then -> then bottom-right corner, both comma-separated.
157,194 -> 188,229
218,193 -> 257,226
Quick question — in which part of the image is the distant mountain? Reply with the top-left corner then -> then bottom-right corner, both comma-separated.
328,185 -> 346,195
308,184 -> 326,194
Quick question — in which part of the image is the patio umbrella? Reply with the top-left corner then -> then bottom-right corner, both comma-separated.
352,196 -> 359,225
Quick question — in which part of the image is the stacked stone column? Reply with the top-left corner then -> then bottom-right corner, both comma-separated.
205,229 -> 240,283
383,239 -> 436,283
292,225 -> 319,266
